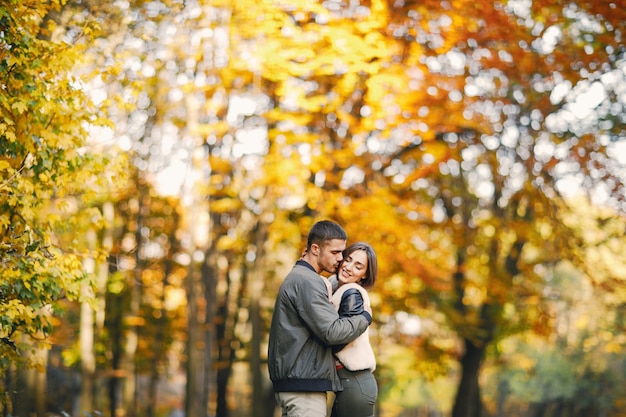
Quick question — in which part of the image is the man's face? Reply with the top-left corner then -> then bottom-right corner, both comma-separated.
315,239 -> 346,275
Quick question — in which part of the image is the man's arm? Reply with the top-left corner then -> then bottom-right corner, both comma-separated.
297,277 -> 370,346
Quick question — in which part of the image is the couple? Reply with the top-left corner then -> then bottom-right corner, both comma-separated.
268,220 -> 378,417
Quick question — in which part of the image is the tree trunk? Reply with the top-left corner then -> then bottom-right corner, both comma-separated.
147,301 -> 165,417
124,192 -> 145,417
249,222 -> 273,417
14,329 -> 49,417
79,228 -> 97,416
147,360 -> 159,417
79,285 -> 96,415
147,218 -> 177,417
91,202 -> 114,414
202,251 -> 219,416
14,364 -> 37,417
3,366 -> 12,417
186,264 -> 205,417
35,350 -> 47,417
250,294 -> 264,417
214,265 -> 229,417
451,338 -> 485,417
495,379 -> 508,417
215,364 -> 231,417
109,292 -> 124,417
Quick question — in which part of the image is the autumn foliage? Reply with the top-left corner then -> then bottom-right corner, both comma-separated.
1,1 -> 625,417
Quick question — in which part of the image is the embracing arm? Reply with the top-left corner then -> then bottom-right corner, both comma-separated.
333,288 -> 366,353
337,288 -> 366,317
297,278 -> 371,346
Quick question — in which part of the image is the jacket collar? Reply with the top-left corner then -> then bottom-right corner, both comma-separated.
295,259 -> 317,273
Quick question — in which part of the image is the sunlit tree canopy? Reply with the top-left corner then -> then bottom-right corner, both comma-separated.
1,0 -> 625,416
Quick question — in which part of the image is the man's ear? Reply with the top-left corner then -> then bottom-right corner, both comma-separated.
310,243 -> 320,256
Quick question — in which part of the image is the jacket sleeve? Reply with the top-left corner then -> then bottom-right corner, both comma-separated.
336,288 -> 365,318
332,289 -> 365,353
295,276 -> 370,346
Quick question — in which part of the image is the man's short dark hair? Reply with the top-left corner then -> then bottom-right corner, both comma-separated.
307,220 -> 347,249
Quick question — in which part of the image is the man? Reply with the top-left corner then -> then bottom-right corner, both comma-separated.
268,220 -> 372,417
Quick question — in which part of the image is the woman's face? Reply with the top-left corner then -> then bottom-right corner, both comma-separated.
338,249 -> 368,285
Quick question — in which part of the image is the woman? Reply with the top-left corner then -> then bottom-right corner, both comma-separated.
330,242 -> 378,417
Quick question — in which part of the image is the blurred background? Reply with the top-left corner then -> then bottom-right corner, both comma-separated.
1,0 -> 625,416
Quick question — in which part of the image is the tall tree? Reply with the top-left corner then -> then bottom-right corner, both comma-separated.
376,3 -> 626,416
226,1 -> 626,416
0,0 -> 122,411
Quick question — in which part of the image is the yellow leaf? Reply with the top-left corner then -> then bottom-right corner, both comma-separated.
11,101 -> 28,114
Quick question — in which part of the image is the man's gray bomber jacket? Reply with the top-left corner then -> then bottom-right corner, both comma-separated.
268,261 -> 372,393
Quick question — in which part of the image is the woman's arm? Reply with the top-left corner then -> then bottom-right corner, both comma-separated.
333,288 -> 365,353
337,288 -> 365,317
